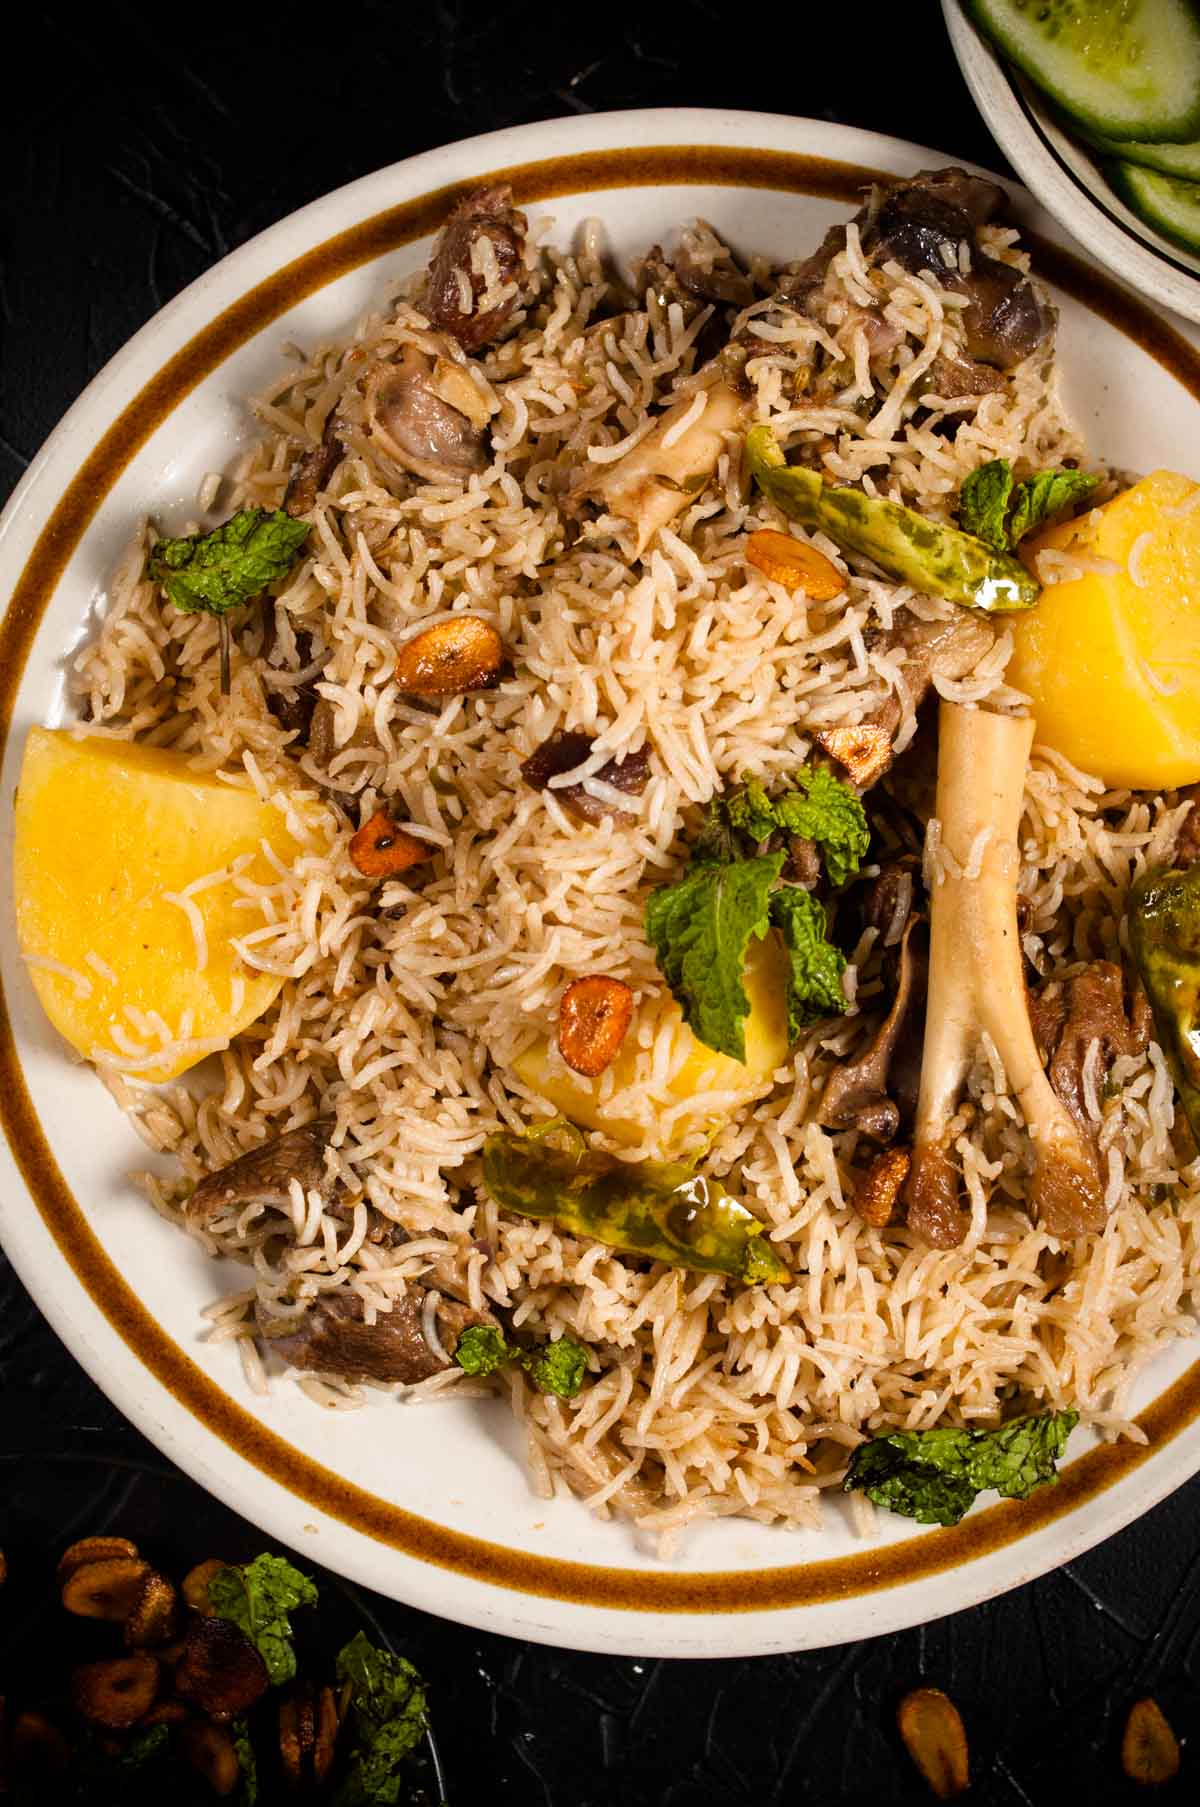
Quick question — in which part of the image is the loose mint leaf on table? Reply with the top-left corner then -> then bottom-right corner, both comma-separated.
333,1630 -> 429,1806
959,458 -> 1098,553
117,1724 -> 170,1771
843,1409 -> 1079,1527
207,1552 -> 319,1686
232,1717 -> 258,1805
768,886 -> 848,1036
644,850 -> 783,1061
148,508 -> 310,615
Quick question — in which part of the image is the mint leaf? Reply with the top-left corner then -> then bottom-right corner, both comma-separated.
722,777 -> 783,846
768,887 -> 847,1035
958,459 -> 1015,550
334,1631 -> 428,1806
453,1324 -> 516,1377
959,459 -> 1098,553
207,1553 -> 318,1686
454,1323 -> 589,1397
522,1335 -> 588,1398
725,769 -> 869,888
691,793 -> 744,867
148,508 -> 310,616
102,1722 -> 170,1777
1007,468 -> 1100,545
843,1409 -> 1079,1527
645,851 -> 784,1060
232,1717 -> 258,1806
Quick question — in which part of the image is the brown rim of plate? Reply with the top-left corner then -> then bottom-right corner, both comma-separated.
3,142 -> 1200,1616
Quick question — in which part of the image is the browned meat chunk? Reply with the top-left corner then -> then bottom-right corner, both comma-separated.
866,610 -> 996,743
1174,786 -> 1200,866
1030,962 -> 1153,1137
779,221 -> 847,303
284,414 -> 343,517
783,167 -> 1052,373
365,345 -> 489,484
520,730 -> 651,824
852,1144 -> 911,1228
923,353 -> 1005,400
819,912 -> 927,1142
424,184 -> 529,352
868,168 -> 1004,274
263,1287 -> 495,1385
262,620 -> 320,742
672,222 -> 755,307
784,834 -> 821,889
186,1120 -> 334,1224
906,1148 -> 973,1251
865,168 -> 1054,370
639,245 -> 703,322
958,264 -> 1054,370
307,697 -> 337,769
863,855 -> 920,948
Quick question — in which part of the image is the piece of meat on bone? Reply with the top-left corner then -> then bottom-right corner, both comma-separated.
905,704 -> 1105,1249
571,379 -> 747,556
811,616 -> 994,800
423,184 -> 530,352
864,168 -> 1054,370
1029,962 -> 1152,1137
833,612 -> 996,767
364,344 -> 489,484
261,1288 -> 496,1385
186,1121 -> 335,1224
782,167 -> 1053,372
819,912 -> 927,1142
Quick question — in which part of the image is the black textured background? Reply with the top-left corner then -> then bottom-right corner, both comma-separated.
3,5 -> 1200,1801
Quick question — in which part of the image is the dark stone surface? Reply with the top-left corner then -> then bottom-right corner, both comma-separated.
1,4 -> 1198,1800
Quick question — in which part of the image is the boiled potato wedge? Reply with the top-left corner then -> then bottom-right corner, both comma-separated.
14,728 -> 303,1082
1009,470 -> 1200,788
512,932 -> 791,1148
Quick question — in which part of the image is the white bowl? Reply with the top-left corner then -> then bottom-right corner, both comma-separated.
3,107 -> 1200,1658
945,0 -> 1200,324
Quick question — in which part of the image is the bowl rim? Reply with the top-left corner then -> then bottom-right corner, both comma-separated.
4,105 -> 1200,1657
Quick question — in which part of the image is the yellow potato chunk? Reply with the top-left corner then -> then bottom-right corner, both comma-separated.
1008,470 -> 1200,788
512,932 -> 791,1147
14,728 -> 303,1082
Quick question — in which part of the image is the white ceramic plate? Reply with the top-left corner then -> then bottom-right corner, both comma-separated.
945,0 -> 1200,325
3,108 -> 1200,1659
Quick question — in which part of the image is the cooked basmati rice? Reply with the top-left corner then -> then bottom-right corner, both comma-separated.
66,201 -> 1200,1545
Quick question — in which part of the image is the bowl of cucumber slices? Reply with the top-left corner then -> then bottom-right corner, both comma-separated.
945,0 -> 1200,325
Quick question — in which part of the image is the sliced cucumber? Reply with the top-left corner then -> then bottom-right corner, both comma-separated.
968,0 -> 1200,143
1108,160 -> 1200,255
1075,124 -> 1200,182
